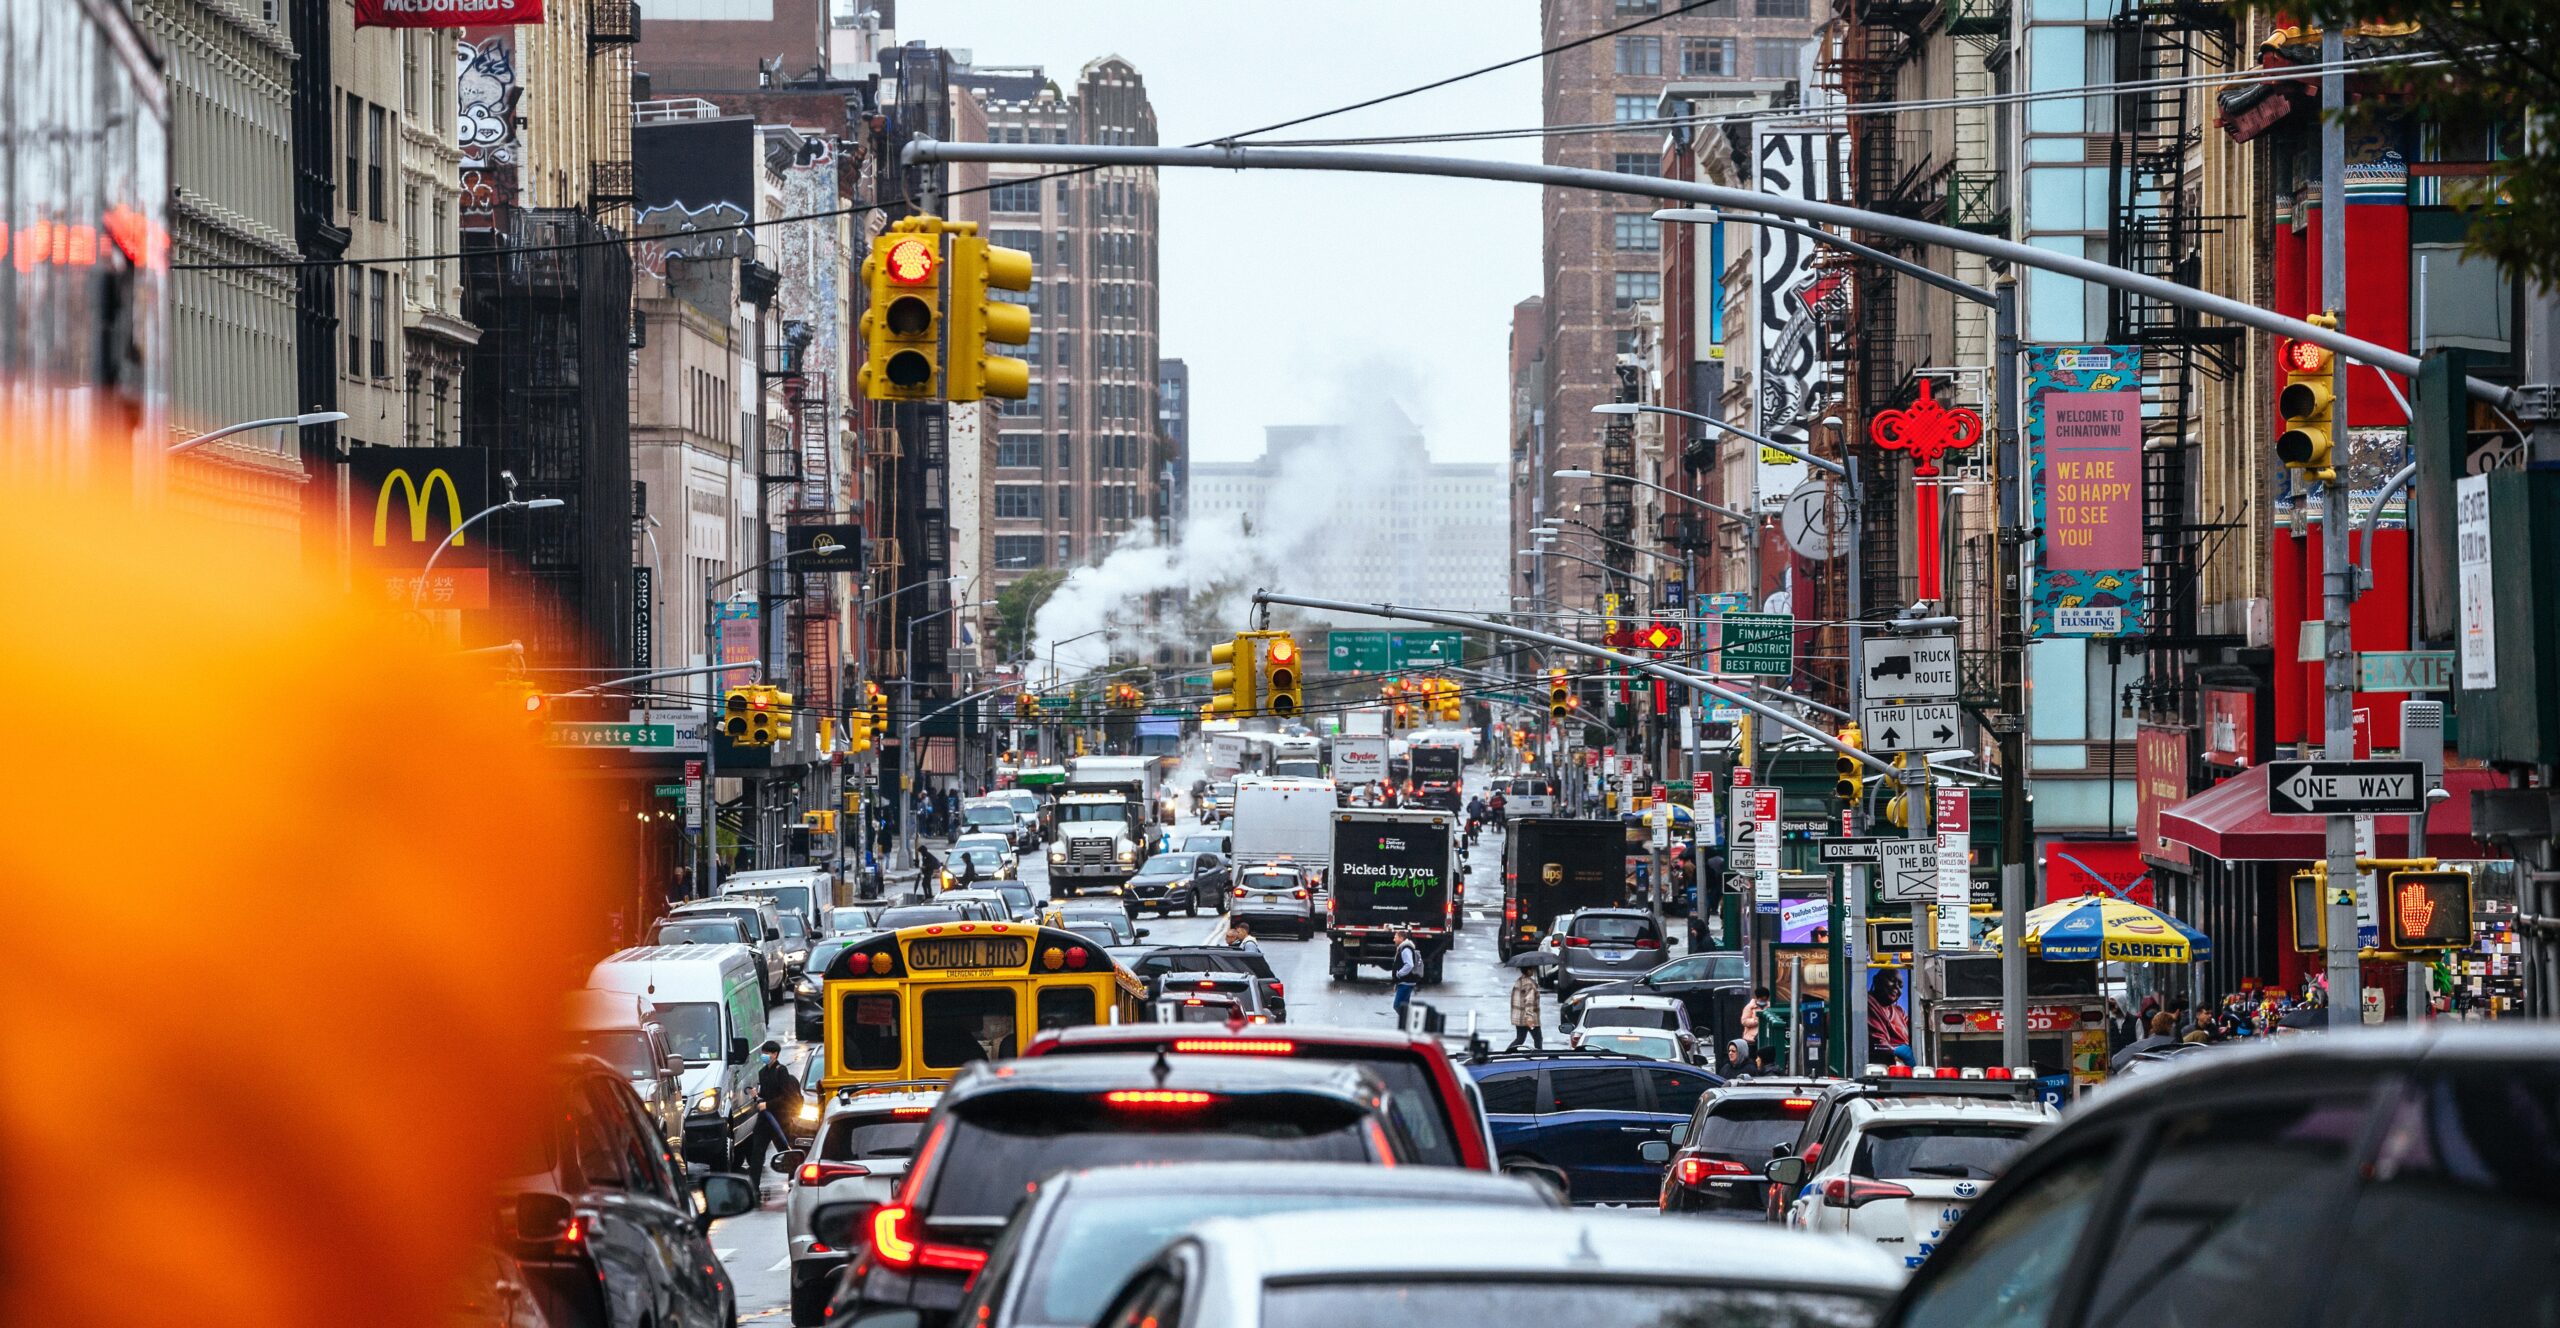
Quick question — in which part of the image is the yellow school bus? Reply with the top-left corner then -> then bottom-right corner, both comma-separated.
819,921 -> 1145,1090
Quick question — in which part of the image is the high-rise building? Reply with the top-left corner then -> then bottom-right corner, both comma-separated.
956,57 -> 1161,590
1157,356 -> 1190,538
1188,419 -> 1510,619
1526,0 -> 1822,604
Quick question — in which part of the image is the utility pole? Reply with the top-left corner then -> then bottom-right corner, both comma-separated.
1994,276 -> 2029,1066
2319,25 -> 2363,1030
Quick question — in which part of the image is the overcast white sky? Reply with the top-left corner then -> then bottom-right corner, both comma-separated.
911,1 -> 1544,464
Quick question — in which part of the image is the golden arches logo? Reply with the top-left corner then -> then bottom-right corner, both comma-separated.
373,469 -> 465,548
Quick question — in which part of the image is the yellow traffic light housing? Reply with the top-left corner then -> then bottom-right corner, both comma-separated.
2276,314 -> 2338,480
1209,635 -> 1256,718
1834,723 -> 1863,804
860,222 -> 944,402
848,710 -> 873,753
742,685 -> 777,746
947,230 -> 1034,401
1264,632 -> 1303,718
723,686 -> 754,743
770,688 -> 795,744
1548,668 -> 1569,720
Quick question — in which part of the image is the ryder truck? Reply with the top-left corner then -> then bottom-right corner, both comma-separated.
1327,807 -> 1456,984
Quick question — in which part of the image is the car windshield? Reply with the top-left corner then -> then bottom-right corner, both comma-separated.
1210,783 -> 1234,798
1021,1190 -> 1499,1328
1260,1283 -> 1879,1328
807,940 -> 851,975
1058,803 -> 1124,823
776,913 -> 809,943
1273,761 -> 1322,779
878,905 -> 963,928
965,806 -> 1015,826
1584,1005 -> 1679,1031
1238,870 -> 1301,891
1004,792 -> 1041,814
816,1113 -> 929,1162
953,849 -> 1005,872
1854,1122 -> 2034,1180
1068,923 -> 1126,948
926,1097 -> 1377,1219
728,883 -> 814,917
1583,1032 -> 1681,1058
827,908 -> 881,934
992,882 -> 1033,907
569,1029 -> 654,1078
1573,915 -> 1658,944
656,920 -> 745,945
1695,1100 -> 1816,1165
650,1002 -> 724,1063
1179,836 -> 1225,852
1137,855 -> 1195,877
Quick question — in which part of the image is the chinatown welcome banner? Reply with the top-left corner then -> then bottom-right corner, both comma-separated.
2026,345 -> 2145,637
357,0 -> 543,27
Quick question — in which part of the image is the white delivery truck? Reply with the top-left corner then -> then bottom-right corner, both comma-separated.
1229,775 -> 1338,884
1332,734 -> 1390,788
1047,755 -> 1171,896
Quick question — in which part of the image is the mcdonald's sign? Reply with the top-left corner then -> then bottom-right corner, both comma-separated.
349,447 -> 491,608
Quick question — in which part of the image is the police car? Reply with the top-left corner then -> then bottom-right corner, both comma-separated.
1770,1066 -> 2055,1267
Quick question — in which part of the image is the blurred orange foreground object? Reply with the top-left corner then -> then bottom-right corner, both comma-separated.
0,467 -> 614,1327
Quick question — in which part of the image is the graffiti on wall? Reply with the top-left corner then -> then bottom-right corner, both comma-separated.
632,200 -> 752,277
633,116 -> 761,278
457,36 -> 521,170
770,135 -> 842,377
1751,130 -> 1847,510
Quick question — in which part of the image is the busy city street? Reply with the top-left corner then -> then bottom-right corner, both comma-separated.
11,0 -> 2560,1325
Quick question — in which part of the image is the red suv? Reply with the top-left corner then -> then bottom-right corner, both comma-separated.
1020,1022 -> 1496,1170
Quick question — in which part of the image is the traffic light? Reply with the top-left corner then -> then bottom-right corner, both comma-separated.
744,686 -> 779,746
2276,313 -> 2338,480
1263,632 -> 1303,718
2385,868 -> 2475,951
859,221 -> 943,402
770,688 -> 795,744
869,683 -> 889,739
946,229 -> 1034,401
499,679 -> 547,731
847,709 -> 873,752
1549,668 -> 1569,720
1210,634 -> 1256,718
803,809 -> 836,835
723,686 -> 754,743
1834,723 -> 1863,804
1883,753 -> 1910,828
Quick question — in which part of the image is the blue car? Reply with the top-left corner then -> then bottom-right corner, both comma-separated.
1466,1048 -> 1722,1205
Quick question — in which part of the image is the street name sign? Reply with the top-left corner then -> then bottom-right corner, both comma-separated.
1860,635 -> 1960,699
2265,759 -> 2428,816
1816,835 -> 1885,864
548,722 -> 678,749
1721,613 -> 1794,677
1859,701 -> 1963,753
2357,650 -> 2457,694
1877,838 -> 1937,901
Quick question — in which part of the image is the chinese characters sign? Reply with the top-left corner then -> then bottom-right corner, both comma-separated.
2026,346 -> 2144,637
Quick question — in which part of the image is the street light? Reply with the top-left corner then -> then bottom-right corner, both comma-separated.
1521,545 -> 1654,591
895,597 -> 999,870
1554,468 -> 1755,525
166,410 -> 349,454
411,497 -> 568,610
1540,517 -> 1680,568
1591,402 -> 1847,480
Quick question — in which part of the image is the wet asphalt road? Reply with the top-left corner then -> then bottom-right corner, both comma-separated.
713,766 -> 1652,1321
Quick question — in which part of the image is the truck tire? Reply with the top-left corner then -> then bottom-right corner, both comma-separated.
1423,953 -> 1445,986
1329,946 -> 1353,982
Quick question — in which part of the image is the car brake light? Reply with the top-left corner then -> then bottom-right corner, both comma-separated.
1267,981 -> 1284,997
799,1160 -> 872,1185
1504,898 -> 1517,920
1234,887 -> 1247,898
1822,1177 -> 1915,1208
1106,1090 -> 1214,1107
869,1202 -> 989,1273
1197,979 -> 1219,989
1782,1098 -> 1816,1110
1563,936 -> 1590,947
1884,1065 -> 1913,1078
1675,1157 -> 1752,1185
1171,1039 -> 1293,1054
1293,888 -> 1308,899
1633,938 -> 1661,949
891,1106 -> 932,1116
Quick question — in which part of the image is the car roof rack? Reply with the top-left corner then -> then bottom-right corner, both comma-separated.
1464,1046 -> 1662,1067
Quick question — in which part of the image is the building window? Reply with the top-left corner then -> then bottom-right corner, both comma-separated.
1756,0 -> 1811,15
345,270 -> 363,371
1754,38 -> 1803,79
999,382 -> 1044,418
1053,282 -> 1074,316
1056,533 -> 1072,564
990,228 -> 1043,259
1055,380 -> 1072,419
1612,152 -> 1658,176
994,485 -> 1045,519
988,178 -> 1043,212
1613,213 -> 1661,250
1614,94 -> 1657,124
997,434 -> 1043,468
1614,272 -> 1660,308
1615,0 -> 1660,12
1057,432 -> 1074,473
370,271 -> 391,377
343,94 -> 362,215
368,106 -> 388,221
1616,327 -> 1642,356
1057,485 -> 1074,520
1614,35 -> 1661,76
995,535 -> 1045,567
1681,37 -> 1737,76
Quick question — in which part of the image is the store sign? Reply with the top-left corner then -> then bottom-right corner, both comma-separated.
2026,346 -> 2144,638
2134,725 -> 2190,866
1950,1005 -> 2086,1034
2200,688 -> 2254,768
357,0 -> 544,27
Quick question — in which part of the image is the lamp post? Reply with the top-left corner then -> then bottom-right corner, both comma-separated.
166,410 -> 349,454
411,497 -> 567,611
895,597 -> 999,872
1521,545 -> 1654,592
1554,467 -> 1758,631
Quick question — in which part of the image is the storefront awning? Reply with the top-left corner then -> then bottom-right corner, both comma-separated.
2158,764 -> 2505,862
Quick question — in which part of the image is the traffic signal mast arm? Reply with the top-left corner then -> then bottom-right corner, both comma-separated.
1253,591 -> 1894,775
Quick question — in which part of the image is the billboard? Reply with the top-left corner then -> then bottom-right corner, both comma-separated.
2026,346 -> 2144,636
1752,130 -> 1847,511
348,447 -> 491,608
359,0 -> 543,28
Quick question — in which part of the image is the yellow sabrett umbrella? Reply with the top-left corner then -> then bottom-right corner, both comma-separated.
1984,896 -> 2212,964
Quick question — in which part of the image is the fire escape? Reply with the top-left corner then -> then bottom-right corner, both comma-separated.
2106,0 -> 2244,724
1603,363 -> 1639,594
588,0 -> 639,223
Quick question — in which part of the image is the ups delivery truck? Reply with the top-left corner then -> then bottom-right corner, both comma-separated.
1327,807 -> 1455,984
1500,817 -> 1628,959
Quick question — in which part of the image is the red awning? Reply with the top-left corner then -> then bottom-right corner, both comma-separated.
2158,764 -> 2506,862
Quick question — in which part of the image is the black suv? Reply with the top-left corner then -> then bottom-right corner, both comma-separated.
1128,945 -> 1288,1020
1652,1077 -> 1826,1216
833,1052 -> 1416,1325
1875,1026 -> 2560,1328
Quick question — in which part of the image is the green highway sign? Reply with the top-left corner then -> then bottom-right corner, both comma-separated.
1041,693 -> 1076,713
1329,630 -> 1391,672
1720,612 -> 1794,677
1327,630 -> 1466,672
548,723 -> 678,749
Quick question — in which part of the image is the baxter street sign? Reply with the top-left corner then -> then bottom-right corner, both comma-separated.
1860,701 -> 1964,753
2265,759 -> 2429,816
548,722 -> 678,749
2357,650 -> 2457,694
1860,635 -> 1960,699
1721,612 -> 1794,677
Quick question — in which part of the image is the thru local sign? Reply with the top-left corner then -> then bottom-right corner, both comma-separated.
2265,759 -> 2428,816
1860,701 -> 1963,753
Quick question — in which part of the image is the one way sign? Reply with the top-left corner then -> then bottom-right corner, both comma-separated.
1859,701 -> 1964,754
2265,759 -> 2428,816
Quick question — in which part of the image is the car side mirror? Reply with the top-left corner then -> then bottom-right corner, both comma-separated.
774,1148 -> 806,1175
511,1191 -> 577,1246
693,1173 -> 757,1230
810,1199 -> 879,1252
1669,1121 -> 1690,1146
730,1038 -> 751,1063
1135,928 -> 1151,939
1765,1157 -> 1807,1187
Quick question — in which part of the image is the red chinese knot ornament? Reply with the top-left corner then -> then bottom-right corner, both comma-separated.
1867,379 -> 1984,476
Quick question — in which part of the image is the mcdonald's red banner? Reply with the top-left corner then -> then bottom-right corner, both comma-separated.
356,0 -> 544,28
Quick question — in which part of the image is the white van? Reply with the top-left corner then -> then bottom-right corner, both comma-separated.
721,865 -> 836,934
562,988 -> 685,1157
588,944 -> 769,1170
